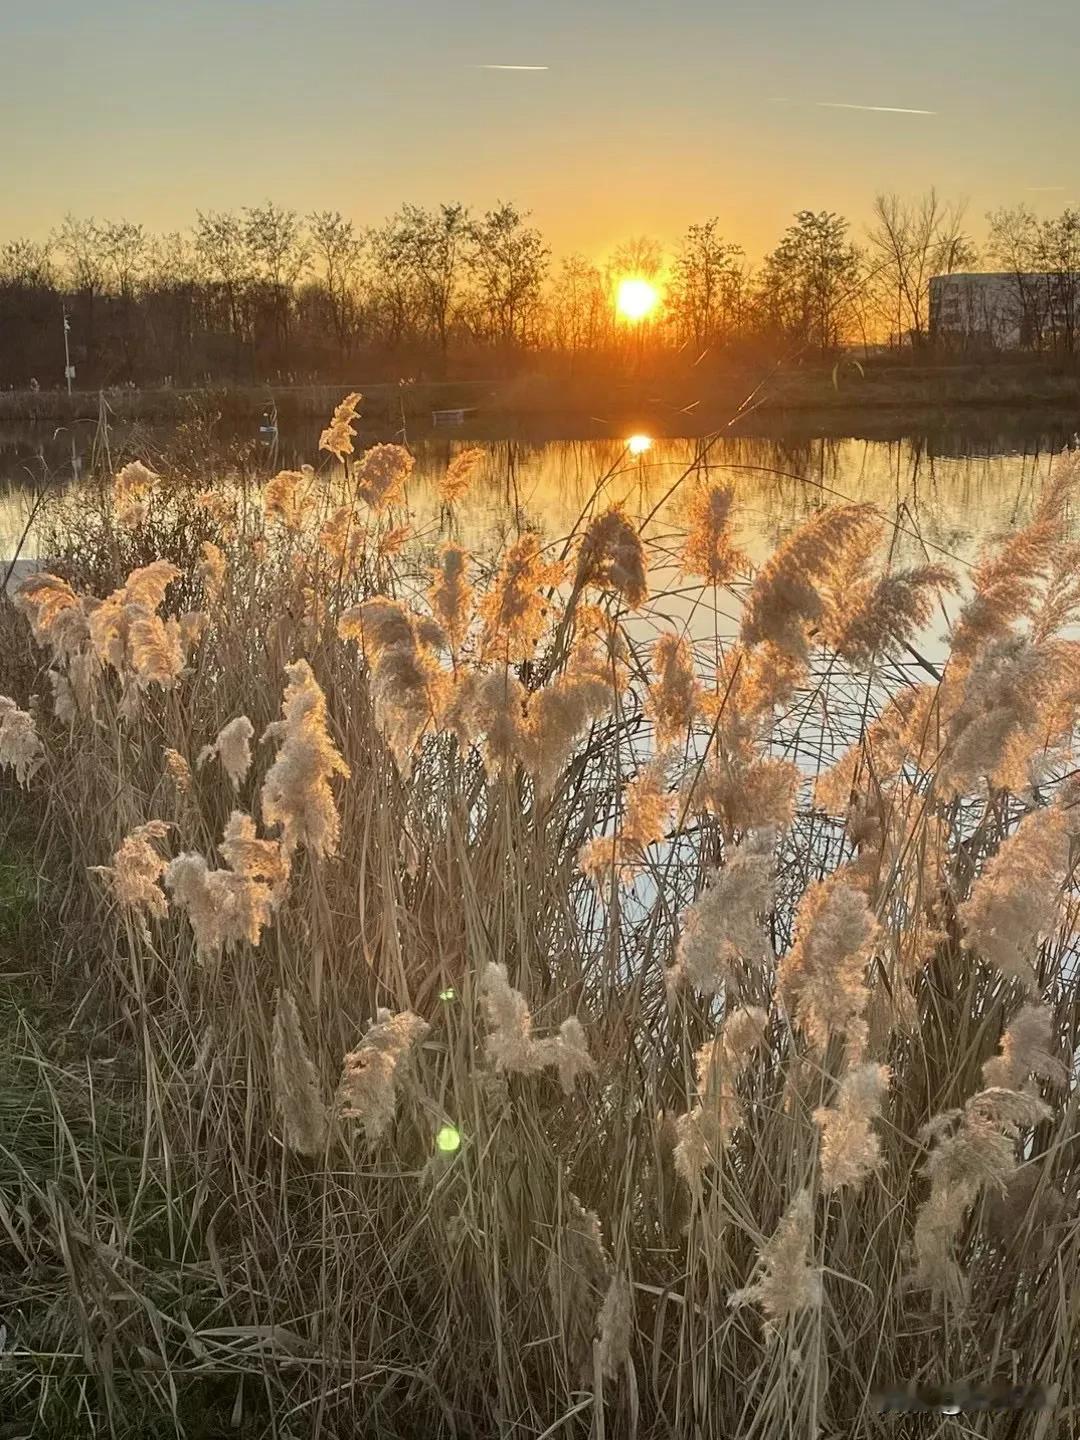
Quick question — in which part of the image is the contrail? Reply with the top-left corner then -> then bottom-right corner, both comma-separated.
1027,185 -> 1065,192
816,101 -> 936,115
477,64 -> 549,70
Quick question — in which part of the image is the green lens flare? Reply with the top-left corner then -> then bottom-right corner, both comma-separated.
436,1125 -> 461,1153
438,987 -> 457,1002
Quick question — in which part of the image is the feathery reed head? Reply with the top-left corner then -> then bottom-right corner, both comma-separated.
260,660 -> 350,859
318,391 -> 362,460
681,482 -> 747,586
0,697 -> 44,787
271,989 -> 328,1157
336,1009 -> 430,1143
439,446 -> 485,505
576,505 -> 648,609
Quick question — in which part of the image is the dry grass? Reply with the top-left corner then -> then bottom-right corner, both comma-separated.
2,400 -> 1080,1438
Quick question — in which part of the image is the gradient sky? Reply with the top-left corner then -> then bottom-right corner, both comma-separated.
4,0 -> 1079,263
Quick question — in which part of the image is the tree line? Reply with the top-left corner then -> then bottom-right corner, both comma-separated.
1,192 -> 1077,390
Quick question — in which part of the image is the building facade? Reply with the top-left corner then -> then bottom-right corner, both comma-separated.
930,272 -> 1080,351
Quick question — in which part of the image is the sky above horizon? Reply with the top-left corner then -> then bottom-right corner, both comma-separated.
4,0 -> 1079,263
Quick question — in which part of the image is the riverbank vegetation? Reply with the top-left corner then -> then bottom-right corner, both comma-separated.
3,190 -> 1079,392
2,397 -> 1080,1436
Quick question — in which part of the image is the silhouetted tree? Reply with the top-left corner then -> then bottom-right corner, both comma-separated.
761,211 -> 863,354
244,202 -> 309,369
546,254 -> 609,359
195,210 -> 254,376
667,219 -> 746,350
308,210 -> 366,355
867,190 -> 976,347
382,203 -> 471,369
467,202 -> 549,347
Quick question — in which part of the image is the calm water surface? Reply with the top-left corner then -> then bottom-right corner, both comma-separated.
2,421 -> 1074,641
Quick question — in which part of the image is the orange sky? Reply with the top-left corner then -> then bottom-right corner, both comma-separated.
4,0 -> 1079,264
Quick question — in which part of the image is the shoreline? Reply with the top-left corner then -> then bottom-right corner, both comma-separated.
1,359 -> 1078,437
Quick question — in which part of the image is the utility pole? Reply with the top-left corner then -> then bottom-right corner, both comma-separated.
62,305 -> 74,396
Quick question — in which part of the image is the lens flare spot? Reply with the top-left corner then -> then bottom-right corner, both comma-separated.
436,1124 -> 462,1153
438,987 -> 457,1002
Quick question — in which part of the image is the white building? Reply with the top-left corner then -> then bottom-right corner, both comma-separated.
930,272 -> 1078,350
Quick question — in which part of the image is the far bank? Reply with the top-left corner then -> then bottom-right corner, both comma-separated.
1,356 -> 1078,439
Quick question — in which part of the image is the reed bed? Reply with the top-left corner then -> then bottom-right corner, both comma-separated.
1,394 -> 1080,1439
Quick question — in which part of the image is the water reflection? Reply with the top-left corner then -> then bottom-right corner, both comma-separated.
1,423 -> 1072,602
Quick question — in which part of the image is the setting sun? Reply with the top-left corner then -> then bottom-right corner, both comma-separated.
615,276 -> 659,322
627,434 -> 652,455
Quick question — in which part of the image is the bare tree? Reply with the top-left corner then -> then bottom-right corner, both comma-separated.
308,210 -> 366,354
667,219 -> 746,350
467,202 -> 549,347
0,238 -> 54,289
98,220 -> 149,300
867,190 -> 976,347
986,205 -> 1045,349
243,203 -> 309,366
987,204 -> 1080,353
761,211 -> 863,354
53,215 -> 108,296
607,236 -> 664,284
1033,209 -> 1080,354
195,211 -> 255,374
546,254 -> 609,361
381,203 -> 471,368
52,215 -> 111,377
144,231 -> 202,382
0,239 -> 57,387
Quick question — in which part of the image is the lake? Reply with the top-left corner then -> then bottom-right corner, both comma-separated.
2,419 -> 1075,648
3,415 -> 1078,807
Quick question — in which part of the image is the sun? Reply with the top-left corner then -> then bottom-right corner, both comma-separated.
615,276 -> 659,322
627,434 -> 652,455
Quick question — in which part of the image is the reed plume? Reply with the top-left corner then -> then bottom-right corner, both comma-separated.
814,1063 -> 890,1192
0,697 -> 44,787
908,1086 -> 1052,1304
981,1002 -> 1067,1091
740,502 -> 881,661
428,544 -> 474,653
89,820 -> 171,942
575,505 -> 648,609
547,1197 -> 612,1381
666,826 -> 776,998
645,633 -> 701,748
579,756 -> 675,889
823,564 -> 957,669
197,542 -> 227,603
480,963 -> 593,1089
339,599 -> 449,769
959,803 -> 1069,992
271,989 -> 328,1157
729,1188 -> 822,1330
438,446 -> 484,504
318,391 -> 362,460
681,482 -> 747,586
336,1009 -> 430,1143
674,1006 -> 769,1189
951,462 -> 1078,659
355,444 -> 414,510
479,532 -> 564,662
319,504 -> 366,574
198,716 -> 255,791
112,460 -> 158,527
777,872 -> 879,1064
263,470 -> 311,532
163,747 -> 192,794
260,660 -> 350,860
